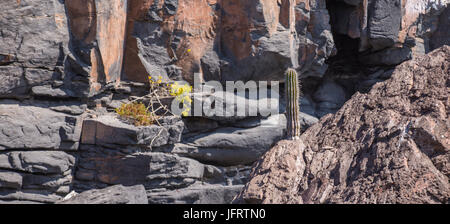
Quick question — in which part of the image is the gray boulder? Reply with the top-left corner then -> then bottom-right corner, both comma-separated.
0,0 -> 76,99
0,171 -> 22,189
430,6 -> 450,51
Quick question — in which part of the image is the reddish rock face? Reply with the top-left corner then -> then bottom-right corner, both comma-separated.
234,46 -> 450,204
1,0 -> 447,98
123,0 -> 154,83
121,0 -> 335,83
65,0 -> 128,93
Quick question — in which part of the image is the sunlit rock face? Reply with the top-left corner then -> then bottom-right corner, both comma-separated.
3,0 -> 446,93
121,0 -> 336,83
65,0 -> 128,95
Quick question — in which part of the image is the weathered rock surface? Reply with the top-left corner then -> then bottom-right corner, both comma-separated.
148,184 -> 243,204
1,0 -> 448,205
75,146 -> 206,190
234,46 -> 450,204
0,151 -> 75,175
81,115 -> 184,148
58,184 -> 148,204
328,0 -> 449,66
122,0 -> 336,82
0,0 -> 69,99
313,81 -> 347,117
0,151 -> 75,203
0,0 -> 128,100
0,102 -> 82,150
168,115 -> 286,166
430,5 -> 450,50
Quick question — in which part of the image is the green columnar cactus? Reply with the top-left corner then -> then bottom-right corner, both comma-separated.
285,68 -> 301,140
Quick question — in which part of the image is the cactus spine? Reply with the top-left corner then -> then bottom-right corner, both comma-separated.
285,68 -> 301,140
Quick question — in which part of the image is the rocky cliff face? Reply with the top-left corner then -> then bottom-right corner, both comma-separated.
122,0 -> 337,83
234,46 -> 450,204
0,0 -> 449,204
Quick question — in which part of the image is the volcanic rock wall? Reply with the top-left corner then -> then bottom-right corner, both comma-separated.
327,0 -> 448,66
121,0 -> 336,83
0,0 -> 448,204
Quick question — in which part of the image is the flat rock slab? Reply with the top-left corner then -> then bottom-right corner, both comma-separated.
0,151 -> 75,204
58,185 -> 148,204
81,115 -> 184,148
0,151 -> 75,175
172,115 -> 286,166
148,184 -> 244,204
76,148 -> 206,190
0,103 -> 82,150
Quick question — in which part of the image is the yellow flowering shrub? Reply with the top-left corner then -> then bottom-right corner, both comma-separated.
115,75 -> 193,125
169,83 -> 192,116
115,102 -> 156,126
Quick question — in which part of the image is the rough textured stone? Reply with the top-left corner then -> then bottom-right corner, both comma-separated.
75,147 -> 206,190
0,151 -> 75,204
0,0 -> 69,69
359,46 -> 413,66
0,151 -> 75,175
191,90 -> 281,122
81,115 -> 184,148
0,66 -> 27,98
65,0 -> 128,95
165,113 -> 317,166
0,102 -> 82,150
234,46 -> 450,204
58,184 -> 148,204
430,5 -> 450,50
0,0 -> 128,99
0,171 -> 23,189
368,0 -> 402,51
0,0 -> 81,99
172,115 -> 285,166
148,184 -> 243,204
122,0 -> 336,82
328,0 -> 448,66
313,81 -> 347,117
